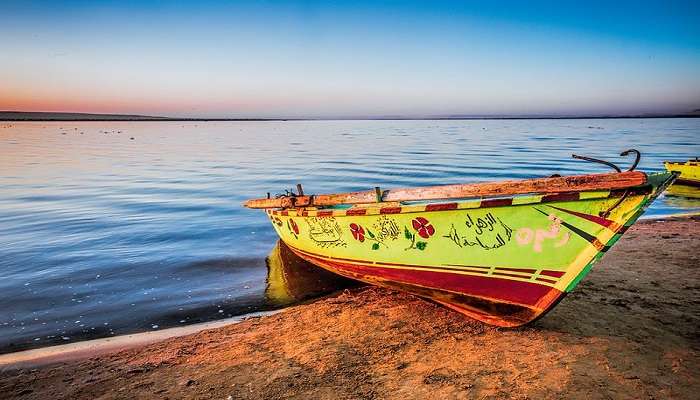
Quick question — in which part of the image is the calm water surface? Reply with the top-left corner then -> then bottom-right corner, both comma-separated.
1,119 -> 699,353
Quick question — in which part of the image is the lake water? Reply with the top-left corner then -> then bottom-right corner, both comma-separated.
1,118 -> 699,353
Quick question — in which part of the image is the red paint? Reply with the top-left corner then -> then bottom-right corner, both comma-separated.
349,223 -> 365,242
480,198 -> 514,208
425,203 -> 458,211
346,208 -> 367,216
542,192 -> 581,203
411,217 -> 435,239
539,270 -> 565,278
289,219 -> 299,234
379,207 -> 402,214
292,248 -> 559,307
548,205 -> 616,228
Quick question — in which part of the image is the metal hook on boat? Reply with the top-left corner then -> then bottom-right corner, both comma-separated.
619,149 -> 640,171
571,153 -> 621,172
571,149 -> 641,217
600,190 -> 628,219
597,150 -> 641,218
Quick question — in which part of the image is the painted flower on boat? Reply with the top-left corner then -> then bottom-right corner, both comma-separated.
412,217 -> 435,239
289,219 -> 299,235
350,223 -> 365,242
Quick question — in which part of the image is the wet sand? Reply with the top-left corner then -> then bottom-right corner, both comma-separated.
1,216 -> 698,399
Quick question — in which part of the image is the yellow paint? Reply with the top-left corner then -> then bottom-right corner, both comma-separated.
268,191 -> 651,295
665,159 -> 700,183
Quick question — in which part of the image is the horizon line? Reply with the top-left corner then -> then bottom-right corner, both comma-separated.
2,110 -> 699,122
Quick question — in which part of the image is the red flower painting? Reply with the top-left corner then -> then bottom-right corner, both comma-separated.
289,219 -> 299,235
350,223 -> 365,242
411,217 -> 435,239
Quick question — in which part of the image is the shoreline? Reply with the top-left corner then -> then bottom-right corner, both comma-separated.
1,215 -> 698,398
0,311 -> 277,370
1,213 -> 695,369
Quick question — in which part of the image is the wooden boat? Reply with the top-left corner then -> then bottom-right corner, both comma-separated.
664,158 -> 700,187
245,151 -> 676,327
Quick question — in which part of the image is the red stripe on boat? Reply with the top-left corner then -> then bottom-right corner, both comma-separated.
480,198 -> 513,208
317,210 -> 333,217
425,203 -> 458,211
346,208 -> 367,216
294,251 -> 556,307
548,206 -> 616,229
380,207 -> 402,214
539,270 -> 565,278
542,192 -> 580,203
280,211 -> 288,216
536,277 -> 558,284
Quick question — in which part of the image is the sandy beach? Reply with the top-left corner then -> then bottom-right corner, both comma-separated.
1,215 -> 698,399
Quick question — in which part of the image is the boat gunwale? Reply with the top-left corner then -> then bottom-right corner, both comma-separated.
266,184 -> 655,217
663,157 -> 699,165
244,170 -> 648,210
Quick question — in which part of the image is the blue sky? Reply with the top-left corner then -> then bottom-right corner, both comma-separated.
1,1 -> 699,118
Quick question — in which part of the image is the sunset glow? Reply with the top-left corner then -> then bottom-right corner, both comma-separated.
2,0 -> 699,118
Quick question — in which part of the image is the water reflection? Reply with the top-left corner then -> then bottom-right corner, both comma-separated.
664,184 -> 700,213
265,240 -> 359,305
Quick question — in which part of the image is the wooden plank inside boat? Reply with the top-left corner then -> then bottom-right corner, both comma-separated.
243,171 -> 647,209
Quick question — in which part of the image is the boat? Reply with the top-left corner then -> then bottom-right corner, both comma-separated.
664,158 -> 700,187
244,150 -> 676,327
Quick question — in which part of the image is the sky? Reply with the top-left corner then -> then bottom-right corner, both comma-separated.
1,0 -> 699,118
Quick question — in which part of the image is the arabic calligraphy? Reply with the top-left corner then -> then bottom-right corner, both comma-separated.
305,217 -> 347,248
443,212 -> 513,250
372,215 -> 400,243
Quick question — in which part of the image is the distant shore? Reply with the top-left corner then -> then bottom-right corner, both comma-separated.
1,215 -> 698,399
2,111 -> 699,121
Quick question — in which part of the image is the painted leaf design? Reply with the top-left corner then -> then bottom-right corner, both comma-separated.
367,229 -> 375,238
404,227 -> 413,240
416,241 -> 427,250
372,243 -> 380,250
